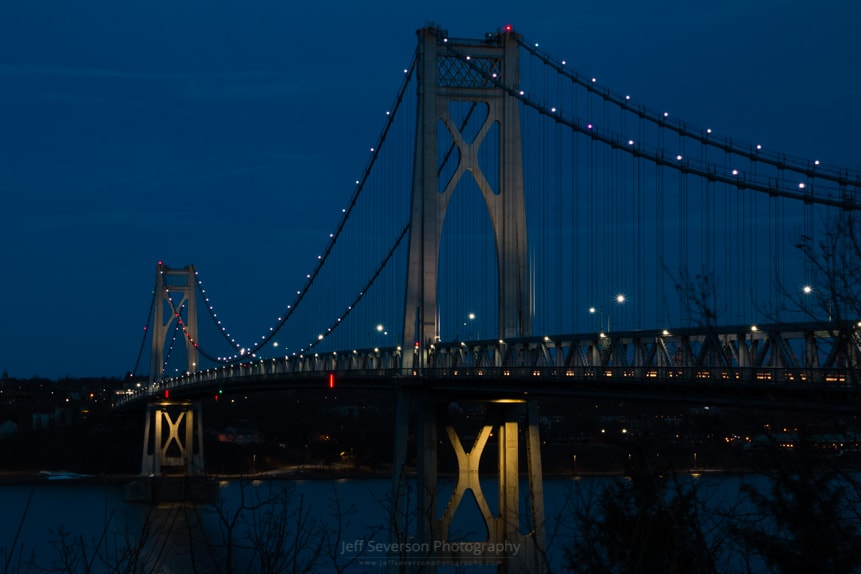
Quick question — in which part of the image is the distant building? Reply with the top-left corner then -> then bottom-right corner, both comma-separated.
217,426 -> 265,445
0,419 -> 17,439
32,412 -> 52,430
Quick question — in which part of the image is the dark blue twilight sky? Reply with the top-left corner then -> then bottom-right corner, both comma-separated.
1,1 -> 859,379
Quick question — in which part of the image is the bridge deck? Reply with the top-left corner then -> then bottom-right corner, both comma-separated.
116,321 -> 860,413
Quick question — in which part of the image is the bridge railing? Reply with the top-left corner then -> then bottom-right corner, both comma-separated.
424,322 -> 860,373
114,321 -> 860,408
418,366 -> 851,385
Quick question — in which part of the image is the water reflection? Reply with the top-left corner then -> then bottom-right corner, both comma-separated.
0,474 -> 786,573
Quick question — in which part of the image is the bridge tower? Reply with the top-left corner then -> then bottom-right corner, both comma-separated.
126,263 -> 213,502
150,262 -> 199,383
402,25 -> 531,367
393,27 -> 546,573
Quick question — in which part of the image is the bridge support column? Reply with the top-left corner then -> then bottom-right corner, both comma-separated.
391,390 -> 547,573
140,400 -> 204,476
126,400 -> 216,502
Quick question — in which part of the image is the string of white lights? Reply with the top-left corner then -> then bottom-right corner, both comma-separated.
435,31 -> 861,210
192,269 -> 246,354
182,52 -> 420,365
513,33 -> 861,188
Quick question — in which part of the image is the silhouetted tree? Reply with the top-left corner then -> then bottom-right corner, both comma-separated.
567,444 -> 724,574
669,267 -> 721,329
792,211 -> 861,323
730,431 -> 861,574
194,480 -> 325,574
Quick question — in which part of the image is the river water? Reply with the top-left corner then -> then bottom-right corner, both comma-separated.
0,473 -> 761,573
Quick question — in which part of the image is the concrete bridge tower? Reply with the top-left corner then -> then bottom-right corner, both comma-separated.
149,262 -> 199,383
402,25 -> 531,368
126,262 -> 211,502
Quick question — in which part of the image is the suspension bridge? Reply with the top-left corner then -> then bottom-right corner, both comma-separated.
115,25 -> 861,573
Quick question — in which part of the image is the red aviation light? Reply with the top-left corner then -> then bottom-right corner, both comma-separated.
503,24 -> 513,33
329,373 -> 335,389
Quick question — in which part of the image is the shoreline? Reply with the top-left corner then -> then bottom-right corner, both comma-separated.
0,465 -> 753,487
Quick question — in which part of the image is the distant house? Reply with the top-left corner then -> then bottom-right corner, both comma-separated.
0,419 -> 17,439
32,412 -> 52,430
217,426 -> 265,445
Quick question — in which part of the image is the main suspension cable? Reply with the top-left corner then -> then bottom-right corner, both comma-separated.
436,31 -> 861,210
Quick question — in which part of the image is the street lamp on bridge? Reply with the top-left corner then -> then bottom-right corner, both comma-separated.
589,294 -> 625,334
467,312 -> 478,340
588,306 -> 607,335
802,284 -> 833,322
375,323 -> 389,344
